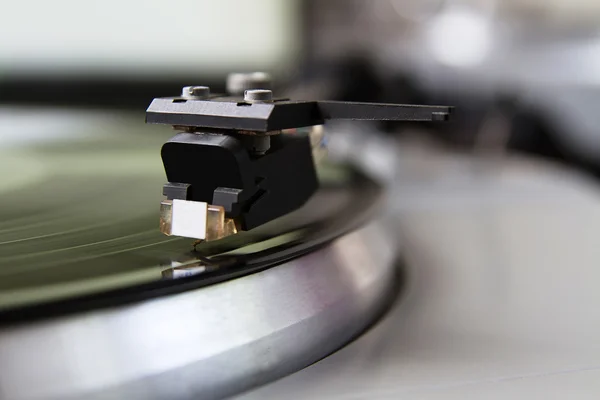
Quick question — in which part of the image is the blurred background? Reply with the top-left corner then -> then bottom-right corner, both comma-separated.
2,0 -> 600,174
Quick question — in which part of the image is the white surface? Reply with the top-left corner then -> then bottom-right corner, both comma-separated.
238,147 -> 600,399
426,7 -> 492,68
170,199 -> 207,240
0,0 -> 298,74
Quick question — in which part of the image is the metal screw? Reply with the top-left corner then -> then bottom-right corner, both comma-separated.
227,72 -> 272,95
181,86 -> 210,99
244,89 -> 273,103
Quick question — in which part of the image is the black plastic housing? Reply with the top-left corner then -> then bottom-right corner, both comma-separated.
161,132 -> 318,231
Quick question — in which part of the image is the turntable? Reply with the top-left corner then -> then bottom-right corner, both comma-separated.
0,73 -> 450,399
4,72 -> 600,400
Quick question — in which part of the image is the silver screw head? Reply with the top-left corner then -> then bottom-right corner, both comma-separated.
244,89 -> 273,103
181,86 -> 210,99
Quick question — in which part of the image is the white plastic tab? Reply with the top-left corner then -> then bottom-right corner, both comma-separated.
170,199 -> 208,239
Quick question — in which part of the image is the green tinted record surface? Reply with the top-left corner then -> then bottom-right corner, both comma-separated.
0,110 -> 361,311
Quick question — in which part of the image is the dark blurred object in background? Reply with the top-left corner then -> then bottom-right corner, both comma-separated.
298,0 -> 600,175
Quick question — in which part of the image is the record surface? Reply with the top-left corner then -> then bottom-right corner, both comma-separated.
0,108 -> 381,318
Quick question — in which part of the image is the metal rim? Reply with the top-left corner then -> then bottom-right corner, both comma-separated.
0,215 -> 398,400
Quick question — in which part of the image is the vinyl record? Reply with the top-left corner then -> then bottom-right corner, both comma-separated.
0,111 -> 381,322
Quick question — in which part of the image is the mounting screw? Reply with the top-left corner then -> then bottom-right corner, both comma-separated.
244,89 -> 273,103
181,86 -> 210,99
227,72 -> 272,95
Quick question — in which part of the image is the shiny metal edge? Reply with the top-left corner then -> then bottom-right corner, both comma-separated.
0,218 -> 397,400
